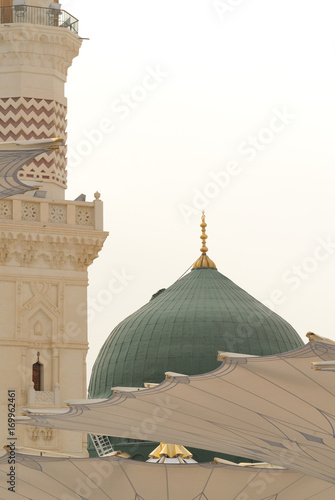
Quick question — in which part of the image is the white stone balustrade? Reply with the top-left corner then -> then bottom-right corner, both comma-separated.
0,194 -> 103,230
28,382 -> 61,406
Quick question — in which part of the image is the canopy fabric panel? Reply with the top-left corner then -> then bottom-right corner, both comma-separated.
19,342 -> 335,483
0,139 -> 63,198
0,453 -> 335,500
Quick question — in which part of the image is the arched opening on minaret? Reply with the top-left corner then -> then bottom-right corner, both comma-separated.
32,352 -> 44,391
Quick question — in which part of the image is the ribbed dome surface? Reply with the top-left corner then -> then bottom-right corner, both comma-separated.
89,267 -> 304,399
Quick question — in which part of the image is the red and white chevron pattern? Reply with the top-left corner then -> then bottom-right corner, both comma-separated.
0,97 -> 67,187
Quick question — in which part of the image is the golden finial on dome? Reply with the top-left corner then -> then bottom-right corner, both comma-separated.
200,210 -> 208,254
192,211 -> 217,270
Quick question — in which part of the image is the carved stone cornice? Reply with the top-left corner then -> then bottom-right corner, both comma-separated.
0,227 -> 108,270
0,339 -> 89,349
0,25 -> 81,78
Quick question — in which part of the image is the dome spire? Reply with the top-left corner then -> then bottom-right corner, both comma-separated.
192,211 -> 217,270
200,211 -> 209,254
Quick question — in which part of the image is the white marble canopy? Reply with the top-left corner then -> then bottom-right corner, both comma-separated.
1,453 -> 335,500
18,340 -> 335,483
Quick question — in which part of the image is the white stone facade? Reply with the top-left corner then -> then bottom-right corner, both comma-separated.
0,195 -> 108,455
0,1 -> 108,456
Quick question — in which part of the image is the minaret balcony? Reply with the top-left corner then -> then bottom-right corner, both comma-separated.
0,4 -> 78,34
0,195 -> 103,230
28,382 -> 61,406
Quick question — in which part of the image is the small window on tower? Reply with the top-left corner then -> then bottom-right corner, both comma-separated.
32,352 -> 44,391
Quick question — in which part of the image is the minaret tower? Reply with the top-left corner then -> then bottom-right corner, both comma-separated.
0,0 -> 80,198
0,1 -> 108,456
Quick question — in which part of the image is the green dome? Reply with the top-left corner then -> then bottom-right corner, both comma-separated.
88,265 -> 304,460
89,267 -> 303,399
89,211 -> 304,461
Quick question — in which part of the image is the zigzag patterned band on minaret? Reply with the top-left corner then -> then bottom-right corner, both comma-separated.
0,97 -> 67,188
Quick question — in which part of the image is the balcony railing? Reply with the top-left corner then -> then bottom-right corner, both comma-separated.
0,5 -> 78,34
0,197 -> 103,230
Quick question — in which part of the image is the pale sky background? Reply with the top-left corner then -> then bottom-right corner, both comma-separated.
62,0 -> 335,379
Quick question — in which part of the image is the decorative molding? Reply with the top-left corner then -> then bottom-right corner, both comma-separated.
0,27 -> 81,77
22,202 -> 40,222
75,206 -> 94,226
19,282 -> 60,341
0,200 -> 12,219
48,204 -> 66,224
34,321 -> 42,335
0,339 -> 89,349
35,391 -> 55,404
27,426 -> 54,442
0,230 -> 107,270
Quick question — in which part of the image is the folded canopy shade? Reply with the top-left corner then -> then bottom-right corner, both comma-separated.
0,139 -> 64,198
19,341 -> 335,483
1,453 -> 335,500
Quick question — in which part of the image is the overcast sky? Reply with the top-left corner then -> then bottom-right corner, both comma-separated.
62,0 -> 335,379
